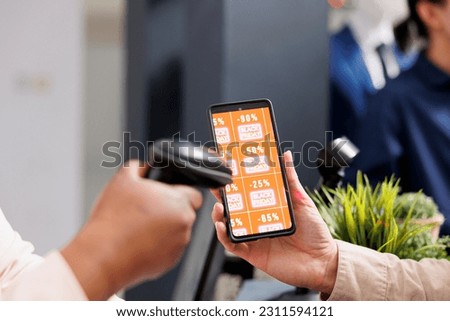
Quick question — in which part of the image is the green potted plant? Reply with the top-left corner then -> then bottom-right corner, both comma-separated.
395,192 -> 445,241
310,172 -> 449,261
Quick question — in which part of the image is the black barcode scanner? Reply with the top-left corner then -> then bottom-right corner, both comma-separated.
316,136 -> 359,191
147,139 -> 232,188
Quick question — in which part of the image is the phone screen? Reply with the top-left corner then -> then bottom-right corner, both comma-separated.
209,99 -> 295,242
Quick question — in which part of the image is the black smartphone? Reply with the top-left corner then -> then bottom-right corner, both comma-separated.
208,98 -> 296,242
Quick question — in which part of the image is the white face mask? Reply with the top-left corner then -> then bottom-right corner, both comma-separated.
353,0 -> 409,25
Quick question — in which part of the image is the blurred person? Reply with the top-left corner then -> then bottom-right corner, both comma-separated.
329,0 -> 417,142
0,160 -> 202,300
348,0 -> 450,235
211,151 -> 450,300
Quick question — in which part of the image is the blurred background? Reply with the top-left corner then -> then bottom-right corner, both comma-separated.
0,0 -> 412,300
0,0 -> 125,255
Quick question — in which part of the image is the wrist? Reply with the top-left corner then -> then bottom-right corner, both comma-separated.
61,222 -> 122,300
318,240 -> 339,295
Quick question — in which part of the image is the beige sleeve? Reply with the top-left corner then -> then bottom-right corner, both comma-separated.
0,209 -> 123,300
326,240 -> 450,301
2,251 -> 88,300
0,208 -> 88,300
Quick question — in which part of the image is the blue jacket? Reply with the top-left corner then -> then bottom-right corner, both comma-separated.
347,53 -> 450,236
329,26 -> 417,142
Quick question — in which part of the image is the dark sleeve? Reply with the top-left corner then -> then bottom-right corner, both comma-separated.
347,87 -> 404,185
330,80 -> 358,141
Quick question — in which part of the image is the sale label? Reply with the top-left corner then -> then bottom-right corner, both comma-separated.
226,193 -> 244,212
232,228 -> 248,237
243,156 -> 270,174
250,189 -> 277,208
215,127 -> 230,144
258,223 -> 284,233
238,124 -> 263,141
227,159 -> 239,176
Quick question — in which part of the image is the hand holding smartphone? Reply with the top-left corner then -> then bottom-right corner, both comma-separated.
208,99 -> 296,242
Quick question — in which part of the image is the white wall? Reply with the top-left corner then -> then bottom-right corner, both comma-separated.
0,0 -> 84,254
328,0 -> 408,33
84,0 -> 125,217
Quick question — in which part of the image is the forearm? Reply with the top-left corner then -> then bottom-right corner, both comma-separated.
60,219 -> 130,301
325,240 -> 450,300
61,235 -> 114,301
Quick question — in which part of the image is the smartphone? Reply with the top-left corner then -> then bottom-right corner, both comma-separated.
208,98 -> 296,242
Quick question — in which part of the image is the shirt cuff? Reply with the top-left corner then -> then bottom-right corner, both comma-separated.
324,240 -> 389,301
3,251 -> 88,300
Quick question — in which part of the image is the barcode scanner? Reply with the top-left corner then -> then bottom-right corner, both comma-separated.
316,136 -> 359,204
147,139 -> 232,188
